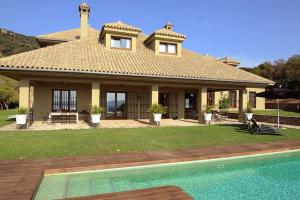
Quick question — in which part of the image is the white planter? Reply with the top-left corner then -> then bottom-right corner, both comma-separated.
16,114 -> 27,125
245,113 -> 253,121
204,112 -> 212,121
153,113 -> 162,122
91,114 -> 101,124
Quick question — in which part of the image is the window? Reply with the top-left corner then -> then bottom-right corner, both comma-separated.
185,93 -> 196,109
52,90 -> 77,112
249,92 -> 256,108
159,43 -> 177,54
111,37 -> 131,49
229,91 -> 237,108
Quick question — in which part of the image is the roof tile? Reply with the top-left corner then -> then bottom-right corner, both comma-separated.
0,33 -> 272,84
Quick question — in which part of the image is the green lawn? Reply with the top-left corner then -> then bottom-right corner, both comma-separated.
253,109 -> 300,117
0,109 -> 16,127
227,109 -> 300,117
0,125 -> 299,160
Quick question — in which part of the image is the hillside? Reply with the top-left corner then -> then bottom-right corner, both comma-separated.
0,28 -> 40,57
0,28 -> 41,109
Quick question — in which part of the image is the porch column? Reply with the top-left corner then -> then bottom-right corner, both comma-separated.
238,88 -> 248,122
19,79 -> 30,109
149,84 -> 159,124
197,86 -> 207,124
177,89 -> 185,119
150,84 -> 159,105
91,81 -> 100,107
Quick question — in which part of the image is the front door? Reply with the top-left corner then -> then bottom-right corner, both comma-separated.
106,92 -> 126,119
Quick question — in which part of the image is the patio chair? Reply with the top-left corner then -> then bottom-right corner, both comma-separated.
250,119 -> 283,135
221,112 -> 228,120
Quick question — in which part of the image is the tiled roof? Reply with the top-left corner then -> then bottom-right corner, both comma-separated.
153,28 -> 186,39
0,33 -> 272,84
37,27 -> 99,41
102,21 -> 141,33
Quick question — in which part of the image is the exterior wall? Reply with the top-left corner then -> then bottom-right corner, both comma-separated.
250,87 -> 265,110
33,82 -> 91,121
213,87 -> 265,110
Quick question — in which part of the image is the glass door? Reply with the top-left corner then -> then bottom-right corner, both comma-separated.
185,92 -> 197,119
106,92 -> 126,119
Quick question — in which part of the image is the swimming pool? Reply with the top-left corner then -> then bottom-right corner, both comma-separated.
34,150 -> 300,200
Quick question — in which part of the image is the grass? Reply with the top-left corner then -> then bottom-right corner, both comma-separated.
227,109 -> 300,117
0,125 -> 299,160
0,109 -> 16,127
253,109 -> 300,117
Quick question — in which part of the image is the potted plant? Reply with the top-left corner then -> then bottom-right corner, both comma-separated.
16,107 -> 28,126
203,105 -> 213,122
90,105 -> 104,124
245,102 -> 253,120
149,104 -> 167,126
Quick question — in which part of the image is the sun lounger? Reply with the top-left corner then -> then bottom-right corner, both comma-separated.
250,119 -> 283,135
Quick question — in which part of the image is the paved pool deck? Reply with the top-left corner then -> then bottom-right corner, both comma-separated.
0,140 -> 300,200
1,118 -> 299,131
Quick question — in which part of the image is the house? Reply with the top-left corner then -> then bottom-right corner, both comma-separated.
208,57 -> 265,110
0,3 -> 273,123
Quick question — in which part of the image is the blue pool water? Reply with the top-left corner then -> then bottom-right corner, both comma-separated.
34,150 -> 300,200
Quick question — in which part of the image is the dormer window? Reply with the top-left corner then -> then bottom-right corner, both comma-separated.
144,23 -> 186,56
111,37 -> 131,49
159,43 -> 177,54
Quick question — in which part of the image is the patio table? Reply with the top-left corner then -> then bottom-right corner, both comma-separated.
49,112 -> 79,124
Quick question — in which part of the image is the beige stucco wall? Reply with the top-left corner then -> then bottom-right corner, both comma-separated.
91,81 -> 100,107
33,82 -> 91,121
19,79 -> 30,109
214,87 -> 265,110
248,87 -> 265,110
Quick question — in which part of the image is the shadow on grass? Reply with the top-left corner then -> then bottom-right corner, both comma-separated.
216,124 -> 252,135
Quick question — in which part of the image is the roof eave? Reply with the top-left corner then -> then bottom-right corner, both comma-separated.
0,66 -> 273,87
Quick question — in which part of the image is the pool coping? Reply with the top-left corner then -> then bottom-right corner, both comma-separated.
1,139 -> 300,200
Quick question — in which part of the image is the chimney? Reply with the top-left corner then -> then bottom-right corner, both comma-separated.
164,22 -> 173,30
79,2 -> 90,39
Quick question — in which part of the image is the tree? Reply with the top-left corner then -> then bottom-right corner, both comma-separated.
240,55 -> 300,90
0,76 -> 18,109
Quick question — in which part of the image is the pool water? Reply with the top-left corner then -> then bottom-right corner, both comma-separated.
34,150 -> 300,200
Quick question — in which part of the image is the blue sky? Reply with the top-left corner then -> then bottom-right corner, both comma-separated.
1,0 -> 299,67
